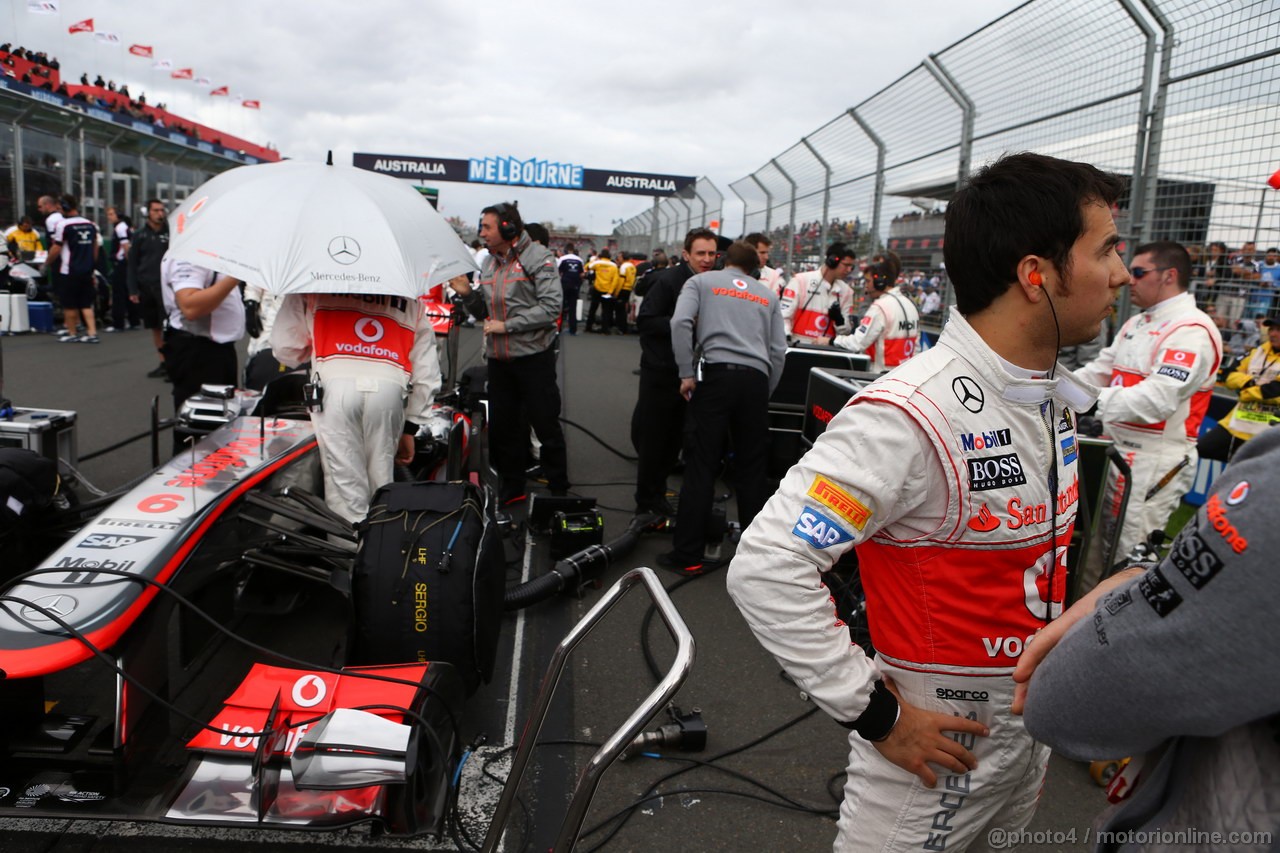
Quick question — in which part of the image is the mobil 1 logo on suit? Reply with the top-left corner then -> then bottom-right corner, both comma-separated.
968,453 -> 1027,491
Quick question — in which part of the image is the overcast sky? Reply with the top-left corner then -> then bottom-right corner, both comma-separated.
10,0 -> 1020,235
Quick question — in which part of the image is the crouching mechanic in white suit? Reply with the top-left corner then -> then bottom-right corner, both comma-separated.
272,293 -> 442,523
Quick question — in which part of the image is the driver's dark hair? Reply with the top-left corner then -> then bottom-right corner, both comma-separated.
944,152 -> 1125,315
1134,240 -> 1191,291
684,227 -> 717,252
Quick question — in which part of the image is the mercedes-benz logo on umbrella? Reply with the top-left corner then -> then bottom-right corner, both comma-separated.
328,236 -> 361,265
20,594 -> 79,624
952,376 -> 985,413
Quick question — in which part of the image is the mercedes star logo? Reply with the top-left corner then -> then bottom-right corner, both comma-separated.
20,593 -> 79,623
327,236 -> 361,265
952,376 -> 985,413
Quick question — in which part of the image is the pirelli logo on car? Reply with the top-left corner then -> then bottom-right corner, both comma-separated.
806,476 -> 871,530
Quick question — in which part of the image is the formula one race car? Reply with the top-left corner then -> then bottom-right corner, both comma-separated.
0,409 -> 492,837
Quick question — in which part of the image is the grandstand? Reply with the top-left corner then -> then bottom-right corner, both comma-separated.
0,44 -> 278,229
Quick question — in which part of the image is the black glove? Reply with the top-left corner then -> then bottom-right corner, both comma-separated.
244,299 -> 262,339
827,303 -> 845,329
1076,414 -> 1104,438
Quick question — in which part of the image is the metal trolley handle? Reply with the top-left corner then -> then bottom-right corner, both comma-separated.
482,567 -> 696,852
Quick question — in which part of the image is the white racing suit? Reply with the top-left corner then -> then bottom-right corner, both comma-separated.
272,293 -> 442,523
780,270 -> 854,343
832,285 -> 922,372
759,264 -> 786,299
728,308 -> 1097,852
1074,292 -> 1222,559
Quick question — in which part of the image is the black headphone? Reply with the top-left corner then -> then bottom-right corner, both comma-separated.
825,242 -> 849,269
491,202 -> 520,241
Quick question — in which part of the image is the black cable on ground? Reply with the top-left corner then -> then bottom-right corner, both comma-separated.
640,564 -> 726,682
559,416 -> 637,463
580,706 -> 822,851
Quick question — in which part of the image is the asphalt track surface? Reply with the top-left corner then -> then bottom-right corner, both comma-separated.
0,322 -> 1104,852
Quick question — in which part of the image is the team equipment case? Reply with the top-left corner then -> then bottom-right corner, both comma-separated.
0,407 -> 78,467
767,346 -> 871,476
802,367 -> 877,448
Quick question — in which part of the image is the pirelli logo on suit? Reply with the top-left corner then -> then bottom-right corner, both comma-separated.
807,476 -> 872,530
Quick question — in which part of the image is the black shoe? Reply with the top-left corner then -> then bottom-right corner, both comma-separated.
525,464 -> 548,484
147,363 -> 168,379
656,551 -> 722,577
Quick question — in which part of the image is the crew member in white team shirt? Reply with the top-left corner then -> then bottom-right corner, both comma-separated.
745,232 -> 786,298
779,242 -> 856,344
833,251 -> 921,372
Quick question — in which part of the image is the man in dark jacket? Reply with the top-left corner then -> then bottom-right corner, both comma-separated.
452,202 -> 569,504
631,227 -> 717,515
127,198 -> 170,379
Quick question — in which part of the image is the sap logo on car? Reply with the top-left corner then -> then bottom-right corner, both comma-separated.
77,533 -> 155,550
959,427 -> 1011,452
967,453 -> 1026,491
791,507 -> 854,549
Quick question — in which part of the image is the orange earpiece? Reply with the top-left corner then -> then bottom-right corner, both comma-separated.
1028,271 -> 1043,286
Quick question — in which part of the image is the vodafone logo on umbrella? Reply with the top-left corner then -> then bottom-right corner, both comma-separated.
354,317 -> 385,343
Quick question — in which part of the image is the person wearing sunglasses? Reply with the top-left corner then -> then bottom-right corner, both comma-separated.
1074,242 -> 1223,561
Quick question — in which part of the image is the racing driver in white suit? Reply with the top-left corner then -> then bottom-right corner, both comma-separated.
272,293 -> 442,524
1074,241 -> 1222,562
728,152 -> 1129,852
832,251 -> 921,372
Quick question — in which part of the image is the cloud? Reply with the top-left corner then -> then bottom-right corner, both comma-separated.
24,0 -> 1018,233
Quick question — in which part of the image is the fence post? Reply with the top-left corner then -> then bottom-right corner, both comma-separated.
923,55 -> 975,190
1136,0 -> 1174,248
771,158 -> 798,275
730,184 -> 751,237
801,135 -> 831,258
750,173 -> 773,233
848,107 -> 885,251
1116,0 -> 1158,257
650,196 -> 660,256
699,177 -> 725,236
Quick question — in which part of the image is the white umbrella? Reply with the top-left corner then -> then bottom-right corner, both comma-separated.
166,160 -> 477,299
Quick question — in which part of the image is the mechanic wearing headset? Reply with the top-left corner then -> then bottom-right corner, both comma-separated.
832,250 -> 921,372
451,202 -> 569,504
778,242 -> 856,344
729,152 -> 1126,851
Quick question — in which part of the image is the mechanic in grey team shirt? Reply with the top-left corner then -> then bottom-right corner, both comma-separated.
662,240 -> 786,574
1014,427 -> 1280,852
